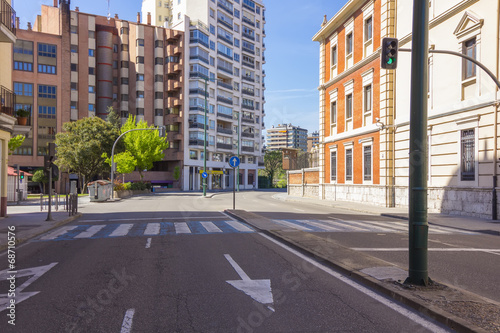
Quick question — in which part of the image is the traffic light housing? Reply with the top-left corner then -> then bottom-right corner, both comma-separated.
381,37 -> 398,70
19,172 -> 24,180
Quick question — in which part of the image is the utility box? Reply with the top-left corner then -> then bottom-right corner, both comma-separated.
87,180 -> 112,202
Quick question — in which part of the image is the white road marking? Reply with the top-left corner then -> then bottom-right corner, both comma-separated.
225,220 -> 253,232
200,222 -> 223,233
120,308 -> 135,333
74,225 -> 106,238
294,208 -> 305,212
175,222 -> 191,234
109,224 -> 133,237
259,233 -> 449,333
224,254 -> 251,280
145,238 -> 152,249
78,216 -> 225,223
352,247 -> 500,252
144,223 -> 161,235
272,219 -> 313,231
40,226 -> 77,240
301,220 -> 342,232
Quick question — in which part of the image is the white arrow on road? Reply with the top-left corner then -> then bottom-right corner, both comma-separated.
224,254 -> 274,310
0,262 -> 58,312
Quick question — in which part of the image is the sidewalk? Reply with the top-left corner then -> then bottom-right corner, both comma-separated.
0,197 -> 89,252
273,192 -> 500,235
226,193 -> 500,333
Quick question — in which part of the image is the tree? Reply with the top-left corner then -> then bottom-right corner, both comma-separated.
55,117 -> 119,192
106,106 -> 121,130
264,150 -> 283,187
118,116 -> 168,179
8,135 -> 25,155
104,150 -> 137,175
32,169 -> 48,194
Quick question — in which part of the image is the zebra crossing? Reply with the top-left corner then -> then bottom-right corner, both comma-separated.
38,220 -> 255,241
269,219 -> 478,235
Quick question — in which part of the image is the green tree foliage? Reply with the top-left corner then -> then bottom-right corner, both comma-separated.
32,169 -> 48,194
119,116 -> 168,179
106,106 -> 121,130
173,166 -> 181,181
55,117 -> 119,192
264,150 -> 283,187
8,135 -> 25,155
104,150 -> 137,175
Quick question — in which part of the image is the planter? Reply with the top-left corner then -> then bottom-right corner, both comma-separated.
16,117 -> 27,126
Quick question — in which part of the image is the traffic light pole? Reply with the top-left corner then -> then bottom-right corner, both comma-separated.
405,0 -> 430,286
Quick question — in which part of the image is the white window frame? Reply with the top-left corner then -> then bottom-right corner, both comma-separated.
344,18 -> 354,69
455,115 -> 479,187
344,141 -> 354,184
362,0 -> 374,57
330,145 -> 338,183
329,33 -> 338,78
344,79 -> 354,131
361,68 -> 374,126
359,137 -> 373,184
329,88 -> 338,136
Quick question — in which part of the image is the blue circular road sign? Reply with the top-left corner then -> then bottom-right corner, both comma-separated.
202,172 -> 208,179
229,156 -> 241,168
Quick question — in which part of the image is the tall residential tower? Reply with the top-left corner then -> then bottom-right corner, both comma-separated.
142,0 -> 266,191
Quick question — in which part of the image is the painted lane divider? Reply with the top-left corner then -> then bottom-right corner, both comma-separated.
224,254 -> 274,312
120,308 -> 135,333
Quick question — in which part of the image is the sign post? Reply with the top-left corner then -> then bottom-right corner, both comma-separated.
229,156 -> 241,209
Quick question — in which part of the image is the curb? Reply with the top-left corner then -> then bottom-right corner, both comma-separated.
225,209 -> 491,333
0,213 -> 83,253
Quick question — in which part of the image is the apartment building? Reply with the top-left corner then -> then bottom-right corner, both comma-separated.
0,0 -> 22,215
10,1 -> 186,190
266,124 -> 308,152
142,0 -> 266,191
394,0 -> 500,218
307,131 -> 319,152
313,0 -> 385,204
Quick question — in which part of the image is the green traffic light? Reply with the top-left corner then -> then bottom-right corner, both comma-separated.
387,58 -> 394,65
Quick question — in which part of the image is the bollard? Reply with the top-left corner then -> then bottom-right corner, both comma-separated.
40,193 -> 43,211
55,193 -> 59,211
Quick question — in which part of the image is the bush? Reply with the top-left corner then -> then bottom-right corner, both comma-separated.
130,181 -> 151,191
276,179 -> 287,188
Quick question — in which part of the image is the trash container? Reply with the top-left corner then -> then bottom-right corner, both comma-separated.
87,180 -> 112,202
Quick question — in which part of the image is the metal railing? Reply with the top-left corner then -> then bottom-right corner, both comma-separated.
0,85 -> 15,116
0,0 -> 16,36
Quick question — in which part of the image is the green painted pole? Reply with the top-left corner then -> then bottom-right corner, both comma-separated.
406,0 -> 430,286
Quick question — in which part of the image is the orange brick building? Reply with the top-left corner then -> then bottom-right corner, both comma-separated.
311,0 -> 395,204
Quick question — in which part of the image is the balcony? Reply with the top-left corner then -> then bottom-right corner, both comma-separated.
242,32 -> 255,41
242,146 -> 255,152
242,17 -> 255,27
241,117 -> 254,124
167,97 -> 181,107
217,127 -> 233,135
217,80 -> 233,91
242,132 -> 254,138
242,60 -> 255,69
0,0 -> 16,43
242,104 -> 255,110
0,85 -> 15,117
217,142 -> 233,150
217,0 -> 234,16
217,65 -> 233,75
217,112 -> 233,120
189,122 -> 207,130
217,18 -> 233,30
217,33 -> 233,46
189,139 -> 206,147
242,2 -> 255,12
242,76 -> 255,83
217,95 -> 233,105
242,88 -> 254,96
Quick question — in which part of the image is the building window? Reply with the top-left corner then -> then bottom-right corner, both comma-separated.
14,83 -> 33,96
136,108 -> 144,115
121,44 -> 129,52
89,86 -> 95,93
363,145 -> 372,181
330,101 -> 337,125
89,104 -> 95,112
121,61 -> 129,68
136,56 -> 144,64
38,85 -> 56,99
346,93 -> 353,119
38,64 -> 56,74
463,38 -> 476,80
136,74 -> 144,81
88,49 -> 95,57
155,57 -> 163,65
136,91 -> 145,98
120,27 -> 129,35
155,75 -> 163,82
38,106 -> 56,118
88,31 -> 95,38
331,45 -> 337,68
364,84 -> 372,114
155,92 -> 163,99
113,44 -> 118,53
330,151 -> 337,181
345,148 -> 353,181
38,43 -> 57,57
136,39 -> 145,47
190,150 -> 198,160
89,67 -> 95,75
155,40 -> 163,48
71,63 -> 77,71
14,61 -> 33,72
461,129 -> 475,181
346,32 -> 353,55
364,17 -> 372,42
71,25 -> 78,34
121,78 -> 129,85
121,94 -> 129,101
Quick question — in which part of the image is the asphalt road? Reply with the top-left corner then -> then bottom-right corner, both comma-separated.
0,191 -> 463,332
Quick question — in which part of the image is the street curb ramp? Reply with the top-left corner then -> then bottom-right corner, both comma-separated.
225,209 -> 496,333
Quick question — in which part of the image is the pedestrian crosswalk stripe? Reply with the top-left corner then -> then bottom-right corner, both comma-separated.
109,224 -> 133,237
200,222 -> 222,233
225,220 -> 253,233
144,223 -> 161,236
40,226 -> 78,240
272,219 -> 314,231
175,222 -> 191,234
74,225 -> 106,238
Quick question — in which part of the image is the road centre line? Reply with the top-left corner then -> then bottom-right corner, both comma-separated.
120,308 -> 135,333
258,233 -> 449,333
351,248 -> 500,252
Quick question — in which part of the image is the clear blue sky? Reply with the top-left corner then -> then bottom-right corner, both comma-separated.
16,0 -> 344,135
